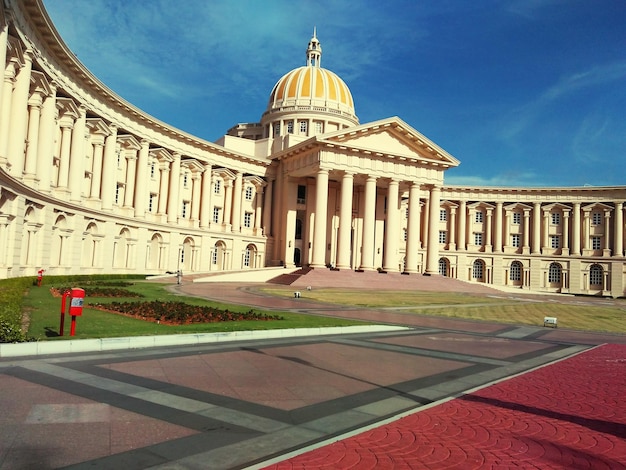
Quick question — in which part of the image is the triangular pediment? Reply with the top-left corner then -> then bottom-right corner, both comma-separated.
320,117 -> 460,168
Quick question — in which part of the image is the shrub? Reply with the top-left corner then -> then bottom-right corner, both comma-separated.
0,277 -> 33,343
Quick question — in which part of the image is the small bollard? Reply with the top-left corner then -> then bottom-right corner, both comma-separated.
294,291 -> 301,298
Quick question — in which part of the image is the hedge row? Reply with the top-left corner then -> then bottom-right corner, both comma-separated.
0,274 -> 147,343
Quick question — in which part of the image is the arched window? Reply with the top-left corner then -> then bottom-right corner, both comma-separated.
510,261 -> 522,281
589,264 -> 603,287
548,262 -> 562,284
438,258 -> 448,277
472,260 -> 484,281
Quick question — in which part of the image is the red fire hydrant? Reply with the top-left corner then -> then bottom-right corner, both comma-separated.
37,269 -> 44,287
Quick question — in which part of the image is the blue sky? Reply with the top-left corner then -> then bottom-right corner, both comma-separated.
42,0 -> 625,187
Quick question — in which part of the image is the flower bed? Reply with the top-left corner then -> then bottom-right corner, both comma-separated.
50,287 -> 143,298
91,301 -> 283,325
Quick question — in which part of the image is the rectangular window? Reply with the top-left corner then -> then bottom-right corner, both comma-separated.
287,121 -> 294,134
299,121 -> 307,134
243,248 -> 250,267
512,234 -> 520,247
512,212 -> 521,224
297,185 -> 306,204
592,212 -> 602,225
245,186 -> 254,200
592,236 -> 601,250
550,235 -> 560,249
150,162 -> 156,178
212,249 -> 217,265
244,212 -> 252,228
214,179 -> 221,194
182,201 -> 188,218
475,211 -> 483,223
439,209 -> 447,222
183,173 -> 188,188
213,206 -> 221,224
403,229 -> 407,241
474,232 -> 483,246
315,121 -> 323,133
439,231 -> 447,244
148,193 -> 156,212
551,213 -> 560,225
274,123 -> 280,136
405,207 -> 409,219
115,184 -> 122,205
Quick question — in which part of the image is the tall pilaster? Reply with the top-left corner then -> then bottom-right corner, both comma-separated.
167,153 -> 181,223
615,202 -> 624,257
254,187 -> 263,234
157,164 -> 170,215
232,172 -> 243,232
311,169 -> 329,268
562,211 -> 570,254
337,171 -> 354,269
69,105 -> 87,202
383,179 -> 399,272
36,83 -> 57,192
6,49 -> 33,176
485,208 -> 493,252
262,179 -> 273,236
223,179 -> 233,229
449,207 -> 457,250
0,61 -> 17,164
199,164 -> 212,228
572,202 -> 581,255
458,200 -> 466,251
425,185 -> 441,275
494,202 -> 503,252
0,19 -> 7,126
134,140 -> 150,217
89,140 -> 104,199
582,210 -> 590,251
191,173 -> 201,222
404,182 -> 421,273
360,176 -> 377,270
123,153 -> 137,208
23,94 -> 43,180
532,202 -> 541,254
522,210 -> 531,253
101,125 -> 118,210
57,124 -> 73,189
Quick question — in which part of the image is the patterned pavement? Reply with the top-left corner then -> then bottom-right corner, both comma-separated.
0,273 -> 625,469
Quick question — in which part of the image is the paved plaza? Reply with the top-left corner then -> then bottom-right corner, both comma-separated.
1,272 -> 625,469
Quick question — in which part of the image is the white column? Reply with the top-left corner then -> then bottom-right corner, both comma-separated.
262,179 -> 273,236
133,140 -> 150,217
582,211 -> 590,251
604,211 -> 611,251
615,202 -> 624,257
232,172 -> 243,232
100,125 -> 118,210
360,176 -> 377,270
223,179 -> 233,229
6,49 -> 33,176
494,202 -> 503,252
404,182 -> 421,273
523,210 -> 531,253
123,152 -> 137,208
157,164 -> 170,215
425,185 -> 441,275
485,208 -> 493,252
562,211 -> 570,254
199,164 -> 212,228
337,171 -> 354,269
543,211 -> 550,252
191,174 -> 201,222
311,169 -> 329,268
167,153 -> 181,223
532,202 -> 541,254
254,187 -> 263,234
89,141 -> 104,199
449,207 -> 457,250
23,93 -> 43,180
572,202 -> 581,255
57,124 -> 73,189
383,179 -> 399,272
0,19 -> 7,128
458,200 -> 466,251
69,105 -> 87,202
36,84 -> 57,192
0,62 -> 17,164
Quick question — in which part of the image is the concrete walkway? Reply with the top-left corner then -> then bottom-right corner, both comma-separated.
0,272 -> 625,469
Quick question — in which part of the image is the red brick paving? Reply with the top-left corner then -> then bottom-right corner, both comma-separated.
263,344 -> 626,469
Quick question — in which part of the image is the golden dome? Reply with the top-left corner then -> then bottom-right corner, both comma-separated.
263,31 -> 358,126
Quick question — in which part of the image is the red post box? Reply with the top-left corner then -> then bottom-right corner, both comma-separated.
59,288 -> 85,336
37,269 -> 44,287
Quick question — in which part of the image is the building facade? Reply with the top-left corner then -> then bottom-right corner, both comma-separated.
1,1 -> 625,297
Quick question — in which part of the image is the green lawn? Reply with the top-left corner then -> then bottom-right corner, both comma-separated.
258,286 -> 626,334
23,281 -> 366,341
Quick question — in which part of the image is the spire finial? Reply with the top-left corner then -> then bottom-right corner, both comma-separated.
306,29 -> 322,67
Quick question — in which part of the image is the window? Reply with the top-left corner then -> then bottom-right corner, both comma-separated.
439,231 -> 447,244
475,211 -> 483,223
214,179 -> 221,194
182,201 -> 188,218
551,213 -> 560,225
592,212 -> 602,225
244,212 -> 252,228
183,173 -> 188,187
244,248 -> 251,267
213,206 -> 221,224
315,121 -> 323,133
115,184 -> 122,205
297,185 -> 306,204
274,123 -> 280,136
212,248 -> 218,265
550,235 -> 560,249
474,232 -> 483,246
245,186 -> 254,200
438,258 -> 448,276
548,262 -> 562,283
592,236 -> 601,250
439,209 -> 447,221
150,162 -> 156,178
287,121 -> 294,134
116,150 -> 122,167
405,207 -> 409,219
510,261 -> 522,281
590,264 -> 603,286
472,260 -> 484,280
512,234 -> 520,248
403,229 -> 407,241
512,212 -> 521,224
299,121 -> 307,134
148,193 -> 156,212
